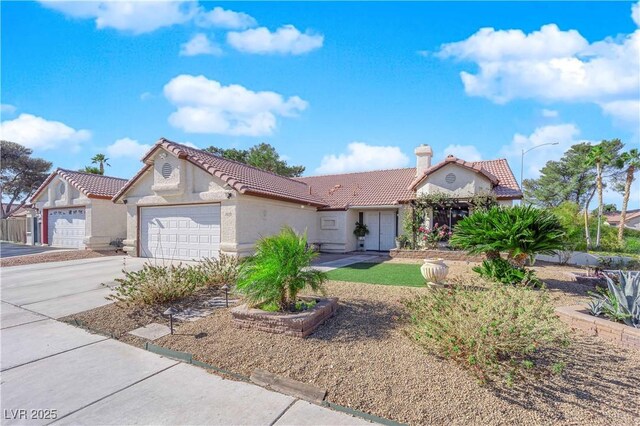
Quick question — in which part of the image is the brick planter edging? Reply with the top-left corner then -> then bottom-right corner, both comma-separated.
555,305 -> 640,350
231,297 -> 338,338
389,249 -> 483,262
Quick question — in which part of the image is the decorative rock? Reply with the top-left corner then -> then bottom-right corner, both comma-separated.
128,323 -> 171,340
173,297 -> 240,322
420,258 -> 449,284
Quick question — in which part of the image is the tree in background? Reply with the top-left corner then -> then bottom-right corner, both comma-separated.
615,148 -> 640,243
522,143 -> 596,208
0,140 -> 52,218
80,166 -> 103,175
205,143 -> 305,177
91,153 -> 110,174
585,140 -> 623,248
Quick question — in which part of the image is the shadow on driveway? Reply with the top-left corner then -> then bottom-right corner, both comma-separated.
0,242 -> 65,258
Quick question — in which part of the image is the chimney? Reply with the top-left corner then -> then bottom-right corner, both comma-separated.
414,144 -> 433,177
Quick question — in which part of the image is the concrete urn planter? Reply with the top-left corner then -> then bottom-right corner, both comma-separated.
421,258 -> 449,284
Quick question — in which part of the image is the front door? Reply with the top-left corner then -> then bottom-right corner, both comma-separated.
364,210 -> 397,251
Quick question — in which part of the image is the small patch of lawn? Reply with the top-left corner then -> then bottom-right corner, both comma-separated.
326,262 -> 425,287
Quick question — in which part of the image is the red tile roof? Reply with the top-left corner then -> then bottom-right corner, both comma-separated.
114,138 -> 522,209
296,168 -> 417,209
605,209 -> 640,224
31,169 -> 128,201
408,155 -> 522,199
113,139 -> 329,207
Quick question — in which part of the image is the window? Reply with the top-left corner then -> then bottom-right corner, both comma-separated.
161,163 -> 173,179
58,183 -> 65,195
445,173 -> 456,184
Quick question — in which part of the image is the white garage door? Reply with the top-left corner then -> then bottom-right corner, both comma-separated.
140,204 -> 221,261
48,208 -> 86,249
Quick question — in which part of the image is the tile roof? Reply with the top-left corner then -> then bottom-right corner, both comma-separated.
114,139 -> 329,207
408,155 -> 522,199
31,169 -> 128,202
296,168 -> 417,209
604,209 -> 640,224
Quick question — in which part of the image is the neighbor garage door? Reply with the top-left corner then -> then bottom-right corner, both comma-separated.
47,208 -> 86,249
139,204 -> 221,261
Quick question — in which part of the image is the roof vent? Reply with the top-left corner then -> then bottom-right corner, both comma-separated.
161,163 -> 173,179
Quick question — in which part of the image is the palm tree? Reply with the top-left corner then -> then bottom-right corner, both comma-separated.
617,149 -> 640,242
585,143 -> 614,248
91,154 -> 110,174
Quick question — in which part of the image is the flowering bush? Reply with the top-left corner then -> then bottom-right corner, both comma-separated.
417,223 -> 451,249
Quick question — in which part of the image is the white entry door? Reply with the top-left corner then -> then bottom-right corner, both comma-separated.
48,208 -> 86,249
364,210 -> 397,251
139,204 -> 221,261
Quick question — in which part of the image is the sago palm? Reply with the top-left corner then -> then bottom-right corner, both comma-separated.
451,205 -> 565,267
236,226 -> 326,311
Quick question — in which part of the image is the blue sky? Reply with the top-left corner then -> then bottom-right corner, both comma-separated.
2,1 -> 639,208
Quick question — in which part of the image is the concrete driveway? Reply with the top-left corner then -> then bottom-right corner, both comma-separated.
0,242 -> 64,258
0,257 -> 372,425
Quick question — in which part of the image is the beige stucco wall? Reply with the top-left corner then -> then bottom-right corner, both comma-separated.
415,164 -> 492,197
32,175 -> 126,250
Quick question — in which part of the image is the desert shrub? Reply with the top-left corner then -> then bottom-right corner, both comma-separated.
588,271 -> 639,328
109,263 -> 205,306
405,284 -> 568,383
198,254 -> 241,286
450,205 -> 565,266
473,258 -> 542,287
236,226 -> 327,311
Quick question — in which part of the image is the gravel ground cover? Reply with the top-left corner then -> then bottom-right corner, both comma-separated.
65,261 -> 640,425
0,249 -> 123,268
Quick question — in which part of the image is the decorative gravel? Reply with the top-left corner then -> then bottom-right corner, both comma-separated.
0,249 -> 123,268
64,262 -> 640,425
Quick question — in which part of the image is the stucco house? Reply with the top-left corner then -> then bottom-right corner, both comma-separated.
31,169 -> 128,249
113,138 -> 522,260
604,209 -> 640,230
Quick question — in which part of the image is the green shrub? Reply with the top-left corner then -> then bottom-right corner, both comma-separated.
236,226 -> 327,311
588,271 -> 639,328
109,263 -> 205,306
405,284 -> 568,383
450,205 -> 565,266
198,254 -> 241,286
473,258 -> 543,287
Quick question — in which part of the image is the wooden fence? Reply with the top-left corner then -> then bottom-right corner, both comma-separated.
0,218 -> 27,244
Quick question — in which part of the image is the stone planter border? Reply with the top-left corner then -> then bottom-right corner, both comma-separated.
564,271 -> 606,287
555,305 -> 640,350
231,297 -> 338,338
390,248 -> 483,262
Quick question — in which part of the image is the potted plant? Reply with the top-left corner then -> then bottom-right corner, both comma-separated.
395,234 -> 408,249
353,221 -> 369,251
231,227 -> 338,337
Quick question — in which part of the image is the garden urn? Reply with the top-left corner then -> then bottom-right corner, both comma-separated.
421,258 -> 449,284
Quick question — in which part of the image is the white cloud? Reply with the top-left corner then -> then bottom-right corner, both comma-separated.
500,123 -> 582,180
541,109 -> 559,118
196,6 -> 256,29
437,6 -> 640,128
163,74 -> 308,136
40,1 -> 196,34
1,104 -> 16,114
180,33 -> 222,56
106,137 -> 152,159
633,1 -> 640,26
227,25 -> 323,55
600,100 -> 640,128
140,92 -> 153,101
442,144 -> 482,162
315,142 -> 410,174
0,113 -> 91,150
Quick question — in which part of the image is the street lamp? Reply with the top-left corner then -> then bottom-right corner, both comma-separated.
520,142 -> 559,186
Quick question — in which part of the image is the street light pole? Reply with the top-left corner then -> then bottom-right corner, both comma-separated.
520,142 -> 560,187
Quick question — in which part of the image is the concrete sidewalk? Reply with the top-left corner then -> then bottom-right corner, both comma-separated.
0,305 -> 372,425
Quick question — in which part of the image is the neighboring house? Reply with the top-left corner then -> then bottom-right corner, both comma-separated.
31,169 -> 128,249
604,209 -> 640,230
114,139 -> 522,260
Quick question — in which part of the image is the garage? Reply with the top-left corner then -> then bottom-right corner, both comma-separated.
139,204 -> 221,261
47,208 -> 86,249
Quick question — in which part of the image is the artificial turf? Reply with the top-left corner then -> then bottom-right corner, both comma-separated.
326,262 -> 425,287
